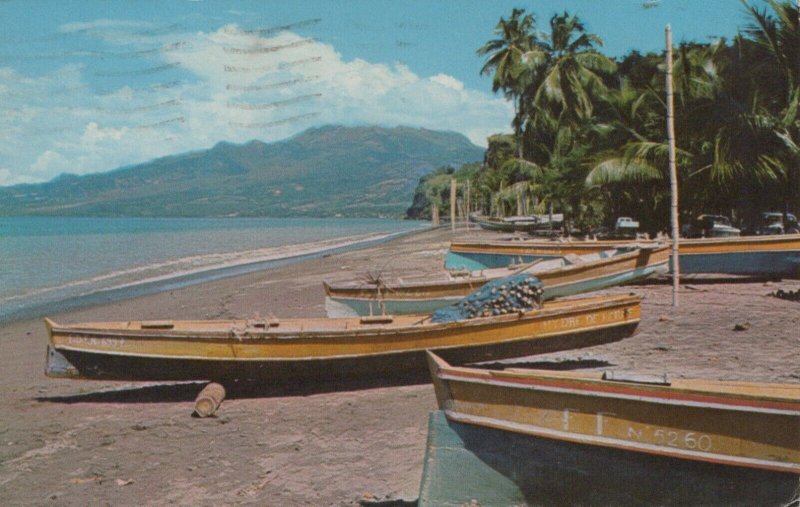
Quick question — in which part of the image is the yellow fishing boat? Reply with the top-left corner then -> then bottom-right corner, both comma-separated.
324,245 -> 669,317
428,351 -> 800,474
415,352 -> 800,505
44,293 -> 640,382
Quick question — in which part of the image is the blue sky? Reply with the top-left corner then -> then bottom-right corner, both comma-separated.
0,0 -> 768,186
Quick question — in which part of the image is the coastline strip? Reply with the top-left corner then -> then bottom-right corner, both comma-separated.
0,227 -> 426,324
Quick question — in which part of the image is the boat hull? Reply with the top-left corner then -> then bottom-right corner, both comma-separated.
324,295 -> 463,319
427,354 -> 800,475
415,410 -> 799,507
46,323 -> 636,383
678,248 -> 800,275
448,234 -> 800,276
45,295 -> 641,382
446,249 -> 564,271
326,262 -> 667,317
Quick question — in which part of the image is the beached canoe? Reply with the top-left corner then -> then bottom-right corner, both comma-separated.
44,294 -> 641,382
446,233 -> 800,276
323,245 -> 669,317
418,352 -> 800,505
471,215 -> 535,233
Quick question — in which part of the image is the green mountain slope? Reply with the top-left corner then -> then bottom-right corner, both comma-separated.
0,125 -> 484,217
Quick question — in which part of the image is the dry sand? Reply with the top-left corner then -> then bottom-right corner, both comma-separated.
1,226 -> 798,506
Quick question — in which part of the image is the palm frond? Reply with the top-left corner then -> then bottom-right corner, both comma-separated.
585,157 -> 662,187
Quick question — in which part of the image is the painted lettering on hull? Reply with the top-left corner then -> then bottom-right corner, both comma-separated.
66,336 -> 124,349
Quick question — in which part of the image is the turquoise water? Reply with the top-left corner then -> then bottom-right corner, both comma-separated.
0,217 -> 425,322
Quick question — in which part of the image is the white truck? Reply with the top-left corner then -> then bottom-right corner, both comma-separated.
615,217 -> 640,237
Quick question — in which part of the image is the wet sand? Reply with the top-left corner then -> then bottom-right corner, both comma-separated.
1,226 -> 798,506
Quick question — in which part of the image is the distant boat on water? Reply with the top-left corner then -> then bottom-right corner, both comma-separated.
414,351 -> 800,505
324,245 -> 669,317
446,233 -> 800,277
44,293 -> 641,382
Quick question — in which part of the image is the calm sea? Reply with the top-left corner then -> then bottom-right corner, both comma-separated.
0,216 -> 426,323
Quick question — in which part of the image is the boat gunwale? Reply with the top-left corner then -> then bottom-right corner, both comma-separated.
46,294 -> 641,342
435,368 -> 800,414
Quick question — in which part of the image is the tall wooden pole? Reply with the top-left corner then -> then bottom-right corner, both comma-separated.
466,179 -> 471,229
450,177 -> 457,232
666,25 -> 680,307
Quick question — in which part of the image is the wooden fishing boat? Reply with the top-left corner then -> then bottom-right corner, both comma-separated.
470,213 -> 564,234
44,294 -> 641,382
419,352 -> 800,505
447,233 -> 800,277
679,233 -> 800,276
471,214 -> 536,233
324,245 -> 669,317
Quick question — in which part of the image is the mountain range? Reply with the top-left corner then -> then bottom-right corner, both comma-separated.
0,125 -> 484,217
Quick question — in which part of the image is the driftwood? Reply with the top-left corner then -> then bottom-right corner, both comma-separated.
194,382 -> 226,417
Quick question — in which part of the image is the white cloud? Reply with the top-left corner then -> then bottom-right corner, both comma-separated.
430,73 -> 464,91
0,25 -> 512,187
30,150 -> 70,175
81,122 -> 127,142
0,168 -> 38,186
58,19 -> 155,34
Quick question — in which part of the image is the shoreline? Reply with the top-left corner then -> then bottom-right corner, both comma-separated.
1,226 -> 798,506
1,225 -> 428,325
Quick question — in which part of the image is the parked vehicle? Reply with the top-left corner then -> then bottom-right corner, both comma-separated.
683,214 -> 740,238
746,212 -> 799,235
614,217 -> 640,237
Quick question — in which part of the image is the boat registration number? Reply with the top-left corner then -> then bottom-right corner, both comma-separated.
541,309 -> 628,331
66,336 -> 124,348
563,410 -> 714,452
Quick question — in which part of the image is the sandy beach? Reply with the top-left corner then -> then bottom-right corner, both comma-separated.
1,226 -> 799,506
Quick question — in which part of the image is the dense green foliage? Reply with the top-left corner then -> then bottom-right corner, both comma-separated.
411,1 -> 799,234
0,126 -> 483,217
406,163 -> 482,219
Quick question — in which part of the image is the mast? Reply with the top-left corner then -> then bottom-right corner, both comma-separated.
450,177 -> 457,232
666,24 -> 680,306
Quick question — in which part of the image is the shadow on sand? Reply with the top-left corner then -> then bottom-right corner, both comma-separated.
631,273 -> 782,285
35,359 -> 613,404
34,372 -> 433,404
473,358 -> 613,371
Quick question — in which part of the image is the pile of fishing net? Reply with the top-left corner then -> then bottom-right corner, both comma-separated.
431,273 -> 544,323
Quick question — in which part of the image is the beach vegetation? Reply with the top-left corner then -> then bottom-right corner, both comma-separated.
407,0 -> 799,235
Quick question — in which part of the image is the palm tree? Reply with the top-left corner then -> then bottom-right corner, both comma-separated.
511,12 -> 616,231
477,8 -> 538,154
518,12 -> 617,128
584,85 -> 673,232
587,40 -> 773,228
741,0 -> 800,226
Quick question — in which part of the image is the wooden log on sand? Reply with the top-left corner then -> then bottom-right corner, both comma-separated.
194,382 -> 226,417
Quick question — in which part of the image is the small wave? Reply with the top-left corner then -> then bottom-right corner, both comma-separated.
0,232 -> 395,309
